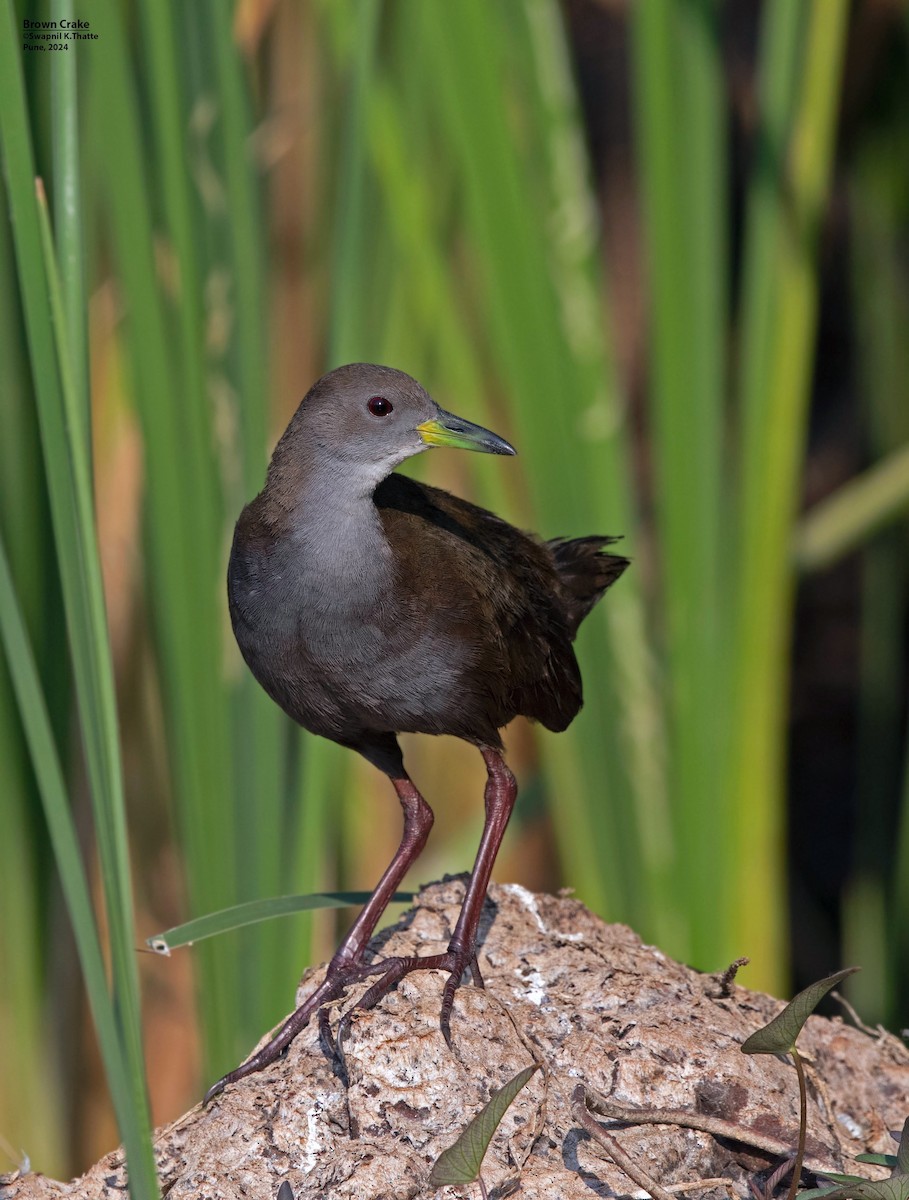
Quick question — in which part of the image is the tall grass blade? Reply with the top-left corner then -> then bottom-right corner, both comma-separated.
0,538 -> 157,1197
50,0 -> 88,459
327,0 -> 381,367
208,3 -> 270,492
845,133 -> 909,1023
37,175 -> 154,1120
146,891 -> 413,953
89,0 -> 241,1075
1,2 -> 156,1166
631,0 -> 727,964
207,4 -> 301,1033
729,0 -> 849,981
513,0 -> 672,942
0,171 -> 66,1171
0,1 -> 157,1179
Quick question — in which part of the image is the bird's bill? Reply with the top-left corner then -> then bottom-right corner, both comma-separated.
417,409 -> 516,456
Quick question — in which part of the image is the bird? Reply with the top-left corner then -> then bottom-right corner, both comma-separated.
205,363 -> 628,1102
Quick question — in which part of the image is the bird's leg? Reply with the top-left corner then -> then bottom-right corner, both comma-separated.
328,776 -> 434,971
336,748 -> 516,1047
203,775 -> 433,1103
439,748 -> 516,1039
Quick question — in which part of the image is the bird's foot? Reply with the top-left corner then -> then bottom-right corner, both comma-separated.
202,956 -> 375,1105
203,946 -> 482,1104
332,945 -> 483,1062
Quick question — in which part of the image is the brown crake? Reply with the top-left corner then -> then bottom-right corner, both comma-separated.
206,364 -> 627,1101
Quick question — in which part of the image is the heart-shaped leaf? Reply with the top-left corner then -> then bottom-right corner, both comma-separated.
429,1064 -> 539,1187
741,968 -> 860,1055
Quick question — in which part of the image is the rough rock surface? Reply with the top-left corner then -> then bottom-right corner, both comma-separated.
3,879 -> 907,1200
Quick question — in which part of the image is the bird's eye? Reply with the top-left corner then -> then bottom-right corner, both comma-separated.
367,396 -> 393,417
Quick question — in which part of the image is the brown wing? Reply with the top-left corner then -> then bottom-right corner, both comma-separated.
374,474 -> 583,737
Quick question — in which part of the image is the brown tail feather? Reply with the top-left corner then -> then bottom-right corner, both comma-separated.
547,536 -> 629,637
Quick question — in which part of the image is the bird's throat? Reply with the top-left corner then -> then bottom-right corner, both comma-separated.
279,468 -> 395,610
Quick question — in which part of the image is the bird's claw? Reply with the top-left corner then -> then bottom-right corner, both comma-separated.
202,946 -> 484,1103
332,948 -> 482,1053
201,966 -> 356,1105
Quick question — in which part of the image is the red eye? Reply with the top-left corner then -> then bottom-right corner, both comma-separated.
367,396 -> 393,417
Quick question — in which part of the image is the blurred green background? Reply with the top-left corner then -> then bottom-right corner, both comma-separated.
1,0 -> 908,1185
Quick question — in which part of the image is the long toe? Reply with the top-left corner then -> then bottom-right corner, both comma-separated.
204,945 -> 482,1102
202,956 -> 374,1103
440,972 -> 460,1048
333,947 -> 478,1055
439,948 -> 483,1045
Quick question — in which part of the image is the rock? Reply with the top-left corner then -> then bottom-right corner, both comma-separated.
3,879 -> 907,1200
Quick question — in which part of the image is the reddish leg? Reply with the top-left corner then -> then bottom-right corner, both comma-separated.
439,748 -> 515,1036
203,775 -> 433,1103
336,747 -> 516,1047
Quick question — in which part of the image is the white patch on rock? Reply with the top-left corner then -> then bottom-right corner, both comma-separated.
501,883 -> 584,942
515,964 -> 548,1006
836,1111 -> 864,1139
301,1103 -> 323,1173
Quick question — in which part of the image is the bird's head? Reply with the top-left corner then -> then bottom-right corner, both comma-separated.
269,364 -> 515,493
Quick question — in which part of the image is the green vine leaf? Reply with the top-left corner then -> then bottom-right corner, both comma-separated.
741,968 -> 860,1055
429,1064 -> 539,1188
856,1157 -> 899,1170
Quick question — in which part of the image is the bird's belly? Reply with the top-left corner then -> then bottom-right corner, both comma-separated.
305,620 -> 469,732
235,597 -> 472,741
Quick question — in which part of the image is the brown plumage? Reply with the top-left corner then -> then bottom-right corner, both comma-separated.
207,363 -> 628,1102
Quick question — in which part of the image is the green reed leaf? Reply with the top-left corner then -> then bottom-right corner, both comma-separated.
148,892 -> 413,953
